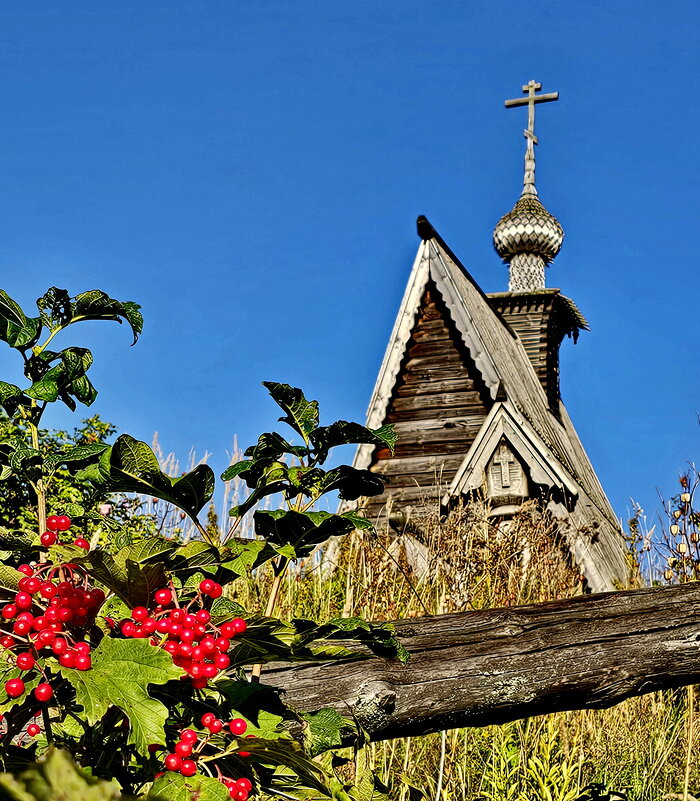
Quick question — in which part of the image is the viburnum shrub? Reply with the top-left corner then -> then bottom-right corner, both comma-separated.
0,286 -> 405,800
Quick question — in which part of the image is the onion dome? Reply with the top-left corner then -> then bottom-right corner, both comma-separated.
493,192 -> 564,293
493,193 -> 563,264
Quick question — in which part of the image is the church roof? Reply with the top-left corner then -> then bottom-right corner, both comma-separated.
354,217 -> 628,592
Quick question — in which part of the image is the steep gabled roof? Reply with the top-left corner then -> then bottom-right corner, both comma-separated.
355,217 -> 628,591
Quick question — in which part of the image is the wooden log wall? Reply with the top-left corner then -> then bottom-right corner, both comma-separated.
364,282 -> 492,523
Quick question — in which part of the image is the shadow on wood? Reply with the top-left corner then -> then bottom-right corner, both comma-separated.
263,582 -> 700,741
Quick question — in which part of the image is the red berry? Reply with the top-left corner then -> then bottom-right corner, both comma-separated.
34,683 -> 53,702
121,621 -> 137,637
46,515 -> 60,531
191,676 -> 208,689
131,607 -> 149,622
2,604 -> 17,620
75,654 -> 92,670
59,651 -> 77,668
16,652 -> 35,671
73,538 -> 90,550
207,718 -> 223,733
24,578 -> 41,594
52,638 -> 68,655
40,531 -> 57,547
40,583 -> 57,599
18,564 -> 33,576
154,588 -> 173,606
231,618 -> 247,635
195,609 -> 210,624
174,741 -> 192,757
27,723 -> 41,737
236,778 -> 253,792
15,592 -> 32,609
148,743 -> 163,754
215,638 -> 231,652
201,712 -> 216,727
13,621 -> 31,635
232,790 -> 248,801
54,515 -> 71,531
229,718 -> 247,736
0,636 -> 14,648
180,728 -> 198,744
164,753 -> 182,771
179,759 -> 197,777
5,678 -> 24,697
199,579 -> 216,596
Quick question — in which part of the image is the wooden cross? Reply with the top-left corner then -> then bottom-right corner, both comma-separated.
504,80 -> 559,192
493,448 -> 515,489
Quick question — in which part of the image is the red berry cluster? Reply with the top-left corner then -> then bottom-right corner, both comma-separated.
40,514 -> 90,551
1,558 -> 104,700
118,582 -> 246,688
159,715 -> 253,798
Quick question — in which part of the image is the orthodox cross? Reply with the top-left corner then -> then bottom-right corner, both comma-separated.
504,80 -> 558,195
493,446 -> 515,489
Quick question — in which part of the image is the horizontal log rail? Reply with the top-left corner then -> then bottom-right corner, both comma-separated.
263,582 -> 700,741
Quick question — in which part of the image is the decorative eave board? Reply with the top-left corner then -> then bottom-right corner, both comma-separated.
445,401 -> 581,502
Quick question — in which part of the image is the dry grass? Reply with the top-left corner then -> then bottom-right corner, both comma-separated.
235,495 -> 700,800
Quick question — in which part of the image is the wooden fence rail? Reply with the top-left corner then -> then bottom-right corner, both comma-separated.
263,582 -> 700,741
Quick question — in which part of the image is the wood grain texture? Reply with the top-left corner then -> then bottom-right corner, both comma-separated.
364,282 -> 491,522
263,583 -> 700,741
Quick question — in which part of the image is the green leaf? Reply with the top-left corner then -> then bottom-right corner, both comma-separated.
36,287 -> 72,332
9,447 -> 42,484
83,541 -> 170,606
262,382 -> 319,442
0,528 -> 34,553
339,510 -> 375,532
92,436 -> 215,521
0,748 -> 126,801
43,443 -> 110,477
0,382 -> 30,417
303,708 -> 354,757
0,565 -> 24,594
147,772 -> 230,801
56,637 -> 184,755
2,315 -> 42,349
73,290 -> 143,345
220,459 -> 255,481
26,348 -> 97,409
310,421 -> 397,464
253,509 -> 358,559
0,290 -> 27,327
209,596 -> 246,624
220,538 -> 277,575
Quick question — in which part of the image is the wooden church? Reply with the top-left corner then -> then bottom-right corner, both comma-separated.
349,82 -> 628,592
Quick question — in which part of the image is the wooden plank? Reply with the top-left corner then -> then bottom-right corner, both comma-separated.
263,583 -> 700,741
391,392 -> 487,412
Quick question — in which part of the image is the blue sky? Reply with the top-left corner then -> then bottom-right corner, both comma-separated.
0,1 -> 697,530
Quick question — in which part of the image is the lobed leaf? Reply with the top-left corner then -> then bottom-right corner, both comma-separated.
56,637 -> 184,755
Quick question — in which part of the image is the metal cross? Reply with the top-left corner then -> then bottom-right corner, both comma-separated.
504,80 -> 559,194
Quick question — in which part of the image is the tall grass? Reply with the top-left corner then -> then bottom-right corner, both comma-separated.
236,496 -> 700,800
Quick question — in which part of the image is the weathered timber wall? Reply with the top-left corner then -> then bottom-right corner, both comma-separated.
364,282 -> 491,521
263,583 -> 700,741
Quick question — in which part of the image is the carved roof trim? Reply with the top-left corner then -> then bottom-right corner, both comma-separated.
445,402 -> 580,501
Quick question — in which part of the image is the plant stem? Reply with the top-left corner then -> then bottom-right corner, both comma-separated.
29,415 -> 47,537
684,684 -> 694,801
193,517 -> 217,547
42,706 -> 53,744
250,555 -> 290,682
